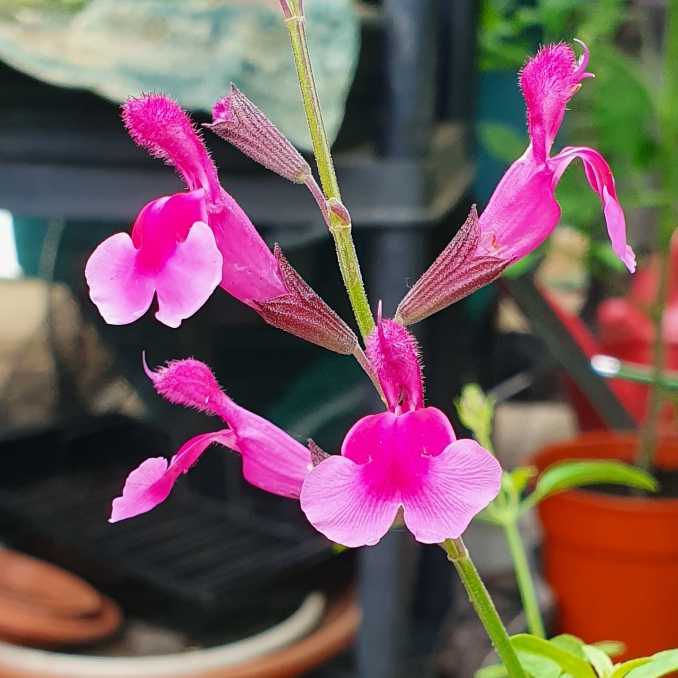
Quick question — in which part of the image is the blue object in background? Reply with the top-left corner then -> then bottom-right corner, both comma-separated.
474,70 -> 525,206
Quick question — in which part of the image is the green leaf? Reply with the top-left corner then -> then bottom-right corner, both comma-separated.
550,634 -> 586,659
511,635 -> 597,678
476,663 -> 509,678
525,461 -> 658,509
517,650 -> 562,678
591,242 -> 627,273
478,122 -> 528,165
592,641 -> 626,659
510,466 -> 538,495
591,47 -> 659,171
624,650 -> 678,678
583,644 -> 614,678
502,250 -> 542,278
608,659 -> 652,678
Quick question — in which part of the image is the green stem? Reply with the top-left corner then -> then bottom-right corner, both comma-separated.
281,1 -> 374,339
636,212 -> 672,472
502,521 -> 546,639
445,538 -> 527,678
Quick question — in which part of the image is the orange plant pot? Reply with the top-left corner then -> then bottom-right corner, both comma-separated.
531,432 -> 678,661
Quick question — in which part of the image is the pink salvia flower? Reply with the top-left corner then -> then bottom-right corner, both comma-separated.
299,316 -> 502,547
86,94 -> 287,328
480,42 -> 635,272
109,358 -> 312,522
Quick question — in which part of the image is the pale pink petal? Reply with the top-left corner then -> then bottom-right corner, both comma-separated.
85,232 -> 155,325
552,146 -> 636,272
520,43 -> 588,161
365,316 -> 424,411
300,455 -> 400,547
154,221 -> 223,328
210,190 -> 288,306
401,439 -> 502,543
109,431 -> 231,522
147,358 -> 312,497
478,148 -> 561,262
123,95 -> 221,202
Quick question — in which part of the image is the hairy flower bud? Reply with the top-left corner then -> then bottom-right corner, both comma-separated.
395,206 -> 509,325
207,84 -> 311,184
256,245 -> 359,355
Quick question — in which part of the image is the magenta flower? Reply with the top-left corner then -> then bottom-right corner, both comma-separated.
300,317 -> 502,547
110,358 -> 313,523
396,42 -> 635,327
481,42 -> 635,271
86,94 -> 287,329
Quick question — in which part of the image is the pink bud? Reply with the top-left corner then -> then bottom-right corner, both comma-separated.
395,207 -> 509,326
207,85 -> 311,184
255,245 -> 359,354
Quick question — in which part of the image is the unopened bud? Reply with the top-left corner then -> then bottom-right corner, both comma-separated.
207,84 -> 311,184
256,245 -> 359,354
395,206 -> 509,325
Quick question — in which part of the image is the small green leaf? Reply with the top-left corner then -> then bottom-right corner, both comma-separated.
624,650 -> 678,678
592,641 -> 626,659
502,251 -> 542,278
511,634 -> 597,678
583,644 -> 614,678
475,663 -> 509,678
524,461 -> 658,509
517,650 -> 562,678
608,658 -> 652,678
550,634 -> 586,659
510,466 -> 538,495
478,122 -> 528,165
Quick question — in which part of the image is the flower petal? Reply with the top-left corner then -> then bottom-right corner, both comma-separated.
300,455 -> 400,547
154,221 -> 223,328
210,191 -> 288,306
478,148 -> 561,262
123,95 -> 221,202
520,43 -> 588,161
401,439 -> 502,543
85,232 -> 155,325
109,431 -> 231,522
552,146 -> 636,272
133,190 -> 209,272
147,358 -> 312,497
301,407 -> 458,547
365,317 -> 424,412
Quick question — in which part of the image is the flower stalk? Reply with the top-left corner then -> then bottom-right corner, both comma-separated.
280,0 -> 374,339
636,0 -> 678,471
502,520 -> 546,639
444,537 -> 527,678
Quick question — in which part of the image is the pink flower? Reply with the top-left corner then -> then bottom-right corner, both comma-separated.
109,358 -> 312,523
86,94 -> 287,329
479,42 -> 635,272
299,317 -> 502,547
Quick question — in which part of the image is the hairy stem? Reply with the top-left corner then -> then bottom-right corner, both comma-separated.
445,538 -> 527,678
281,0 -> 374,339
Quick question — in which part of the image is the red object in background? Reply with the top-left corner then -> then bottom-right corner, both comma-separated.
545,240 -> 678,430
531,433 -> 678,661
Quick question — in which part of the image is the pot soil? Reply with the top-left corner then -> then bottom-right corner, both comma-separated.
531,432 -> 678,661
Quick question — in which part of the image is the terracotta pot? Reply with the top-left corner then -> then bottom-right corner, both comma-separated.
0,550 -> 102,619
531,433 -> 678,660
0,590 -> 359,678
